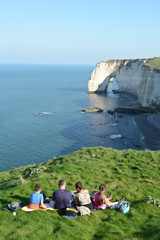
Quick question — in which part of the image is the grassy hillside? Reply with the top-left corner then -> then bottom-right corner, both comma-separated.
0,147 -> 160,240
145,57 -> 160,71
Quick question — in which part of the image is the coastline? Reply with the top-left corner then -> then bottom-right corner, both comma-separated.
134,114 -> 160,150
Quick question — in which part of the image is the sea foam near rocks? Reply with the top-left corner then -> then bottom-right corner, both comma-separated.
34,112 -> 53,116
109,134 -> 122,139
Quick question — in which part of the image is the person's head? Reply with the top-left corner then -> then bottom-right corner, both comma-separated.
35,184 -> 42,193
75,181 -> 83,192
97,184 -> 106,205
58,179 -> 66,189
99,184 -> 106,192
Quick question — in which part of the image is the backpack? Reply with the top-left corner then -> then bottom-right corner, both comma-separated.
76,206 -> 91,216
7,202 -> 22,211
118,201 -> 130,213
63,208 -> 79,217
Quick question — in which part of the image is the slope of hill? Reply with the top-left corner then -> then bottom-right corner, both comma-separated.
0,147 -> 160,240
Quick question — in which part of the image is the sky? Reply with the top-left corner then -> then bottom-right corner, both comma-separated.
0,0 -> 160,64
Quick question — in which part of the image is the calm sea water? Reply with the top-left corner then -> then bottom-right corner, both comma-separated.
0,64 -> 143,172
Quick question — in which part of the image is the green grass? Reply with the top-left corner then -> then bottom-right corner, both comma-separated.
145,57 -> 160,71
0,147 -> 160,240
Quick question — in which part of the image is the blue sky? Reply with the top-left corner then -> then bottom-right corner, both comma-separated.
0,0 -> 160,64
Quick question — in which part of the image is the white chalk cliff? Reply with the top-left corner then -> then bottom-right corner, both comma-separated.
88,59 -> 160,107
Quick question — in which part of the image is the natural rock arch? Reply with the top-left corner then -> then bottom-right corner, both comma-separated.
96,73 -> 118,92
88,58 -> 160,107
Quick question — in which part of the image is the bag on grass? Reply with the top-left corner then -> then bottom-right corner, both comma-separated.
63,208 -> 79,217
118,201 -> 129,213
8,202 -> 22,211
76,206 -> 91,216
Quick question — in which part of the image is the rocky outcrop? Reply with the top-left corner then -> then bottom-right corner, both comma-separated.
81,107 -> 103,113
88,58 -> 160,108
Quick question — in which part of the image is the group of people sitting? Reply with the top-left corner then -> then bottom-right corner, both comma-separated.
29,180 -> 124,211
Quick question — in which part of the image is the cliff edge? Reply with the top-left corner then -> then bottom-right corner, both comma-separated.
88,57 -> 160,108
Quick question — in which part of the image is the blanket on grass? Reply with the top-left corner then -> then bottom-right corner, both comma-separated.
21,205 -> 78,212
21,204 -> 56,211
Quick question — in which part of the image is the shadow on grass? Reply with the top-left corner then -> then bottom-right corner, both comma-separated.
131,199 -> 146,205
10,195 -> 29,206
0,198 -> 11,206
134,227 -> 160,239
0,181 -> 17,190
0,195 -> 29,208
93,228 -> 120,240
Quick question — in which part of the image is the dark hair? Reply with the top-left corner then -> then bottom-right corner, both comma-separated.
75,181 -> 83,190
58,179 -> 66,187
97,184 -> 106,205
35,184 -> 42,192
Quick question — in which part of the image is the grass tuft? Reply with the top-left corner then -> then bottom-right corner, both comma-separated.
144,57 -> 160,71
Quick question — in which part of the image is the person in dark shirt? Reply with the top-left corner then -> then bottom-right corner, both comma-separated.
52,179 -> 72,210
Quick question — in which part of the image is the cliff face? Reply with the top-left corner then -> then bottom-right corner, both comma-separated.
139,65 -> 160,107
88,58 -> 160,107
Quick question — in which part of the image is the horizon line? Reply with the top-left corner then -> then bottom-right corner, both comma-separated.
0,62 -> 95,65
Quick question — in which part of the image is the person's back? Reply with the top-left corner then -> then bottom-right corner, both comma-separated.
94,184 -> 124,209
30,192 -> 43,205
94,191 -> 106,208
74,181 -> 93,210
29,184 -> 47,210
52,180 -> 72,210
53,189 -> 72,209
76,189 -> 91,206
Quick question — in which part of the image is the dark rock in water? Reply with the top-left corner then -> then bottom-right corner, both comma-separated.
108,109 -> 115,114
112,90 -> 120,94
134,144 -> 142,148
115,108 -> 141,114
81,107 -> 103,113
115,107 -> 155,114
112,90 -> 125,94
108,109 -> 123,118
97,135 -> 106,139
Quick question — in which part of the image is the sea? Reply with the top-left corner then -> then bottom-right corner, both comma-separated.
0,64 -> 144,172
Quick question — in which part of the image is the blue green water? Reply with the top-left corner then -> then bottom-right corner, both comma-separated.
0,64 -> 142,172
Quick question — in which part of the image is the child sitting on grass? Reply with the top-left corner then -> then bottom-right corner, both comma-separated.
94,184 -> 124,209
29,184 -> 47,210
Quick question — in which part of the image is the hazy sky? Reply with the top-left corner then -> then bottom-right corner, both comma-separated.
0,0 -> 160,64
